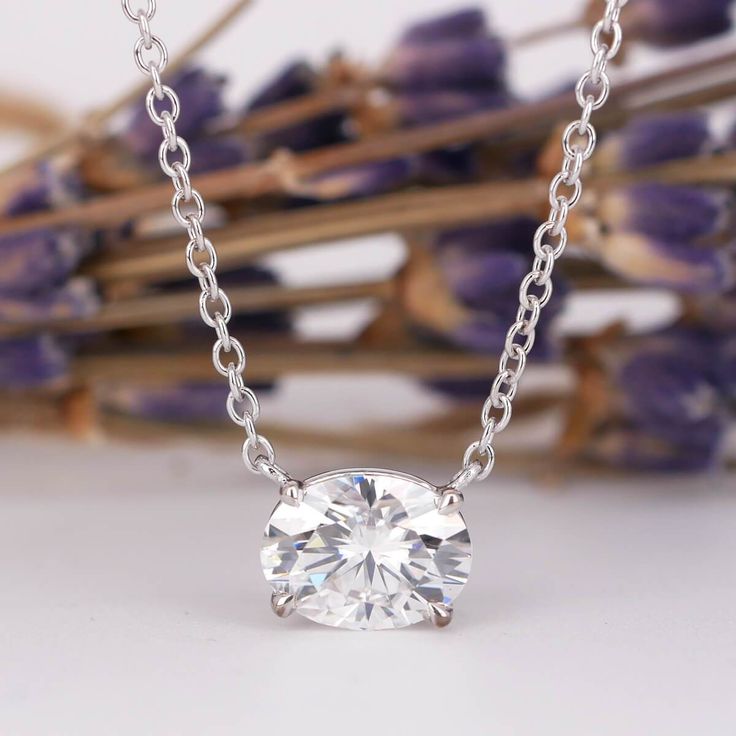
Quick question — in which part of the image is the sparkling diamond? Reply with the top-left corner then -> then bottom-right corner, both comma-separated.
261,469 -> 472,630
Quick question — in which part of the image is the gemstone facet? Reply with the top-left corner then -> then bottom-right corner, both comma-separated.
261,469 -> 472,630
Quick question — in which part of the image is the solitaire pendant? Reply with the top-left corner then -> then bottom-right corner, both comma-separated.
261,469 -> 472,630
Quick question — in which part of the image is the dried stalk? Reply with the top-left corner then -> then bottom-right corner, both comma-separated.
0,388 -> 571,475
77,150 -> 736,286
83,179 -> 545,283
0,280 -> 396,337
232,82 -> 372,137
72,343 -> 512,385
3,46 -> 736,238
0,0 -> 255,179
222,43 -> 736,149
0,90 -> 70,139
2,258 -> 630,338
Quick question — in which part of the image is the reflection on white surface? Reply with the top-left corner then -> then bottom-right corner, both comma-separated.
1,437 -> 735,734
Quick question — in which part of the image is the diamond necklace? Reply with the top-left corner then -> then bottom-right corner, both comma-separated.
120,0 -> 626,630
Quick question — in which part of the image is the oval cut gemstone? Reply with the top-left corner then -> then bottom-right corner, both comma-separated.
261,469 -> 472,630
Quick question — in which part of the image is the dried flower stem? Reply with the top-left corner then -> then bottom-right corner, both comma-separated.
0,90 -> 70,139
0,0 -> 255,179
222,45 -> 736,147
2,259 -> 626,338
232,82 -> 372,137
72,343 -> 513,385
78,149 -> 736,286
0,280 -> 396,337
2,51 -> 735,241
83,178 -> 545,283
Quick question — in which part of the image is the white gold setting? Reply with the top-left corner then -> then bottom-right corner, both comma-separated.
261,469 -> 472,631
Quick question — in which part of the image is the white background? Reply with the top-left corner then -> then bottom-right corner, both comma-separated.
1,2 -> 736,735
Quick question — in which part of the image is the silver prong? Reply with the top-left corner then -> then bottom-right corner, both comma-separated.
428,602 -> 453,628
271,591 -> 295,618
280,480 -> 304,507
437,488 -> 464,516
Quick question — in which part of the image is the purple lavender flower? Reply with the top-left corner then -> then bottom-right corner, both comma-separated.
718,334 -> 736,400
597,233 -> 734,293
589,425 -> 723,472
383,36 -> 506,92
596,112 -> 711,172
101,381 -> 277,423
414,146 -> 480,184
405,218 -> 565,357
0,278 -> 99,324
593,330 -> 729,472
619,333 -> 725,443
434,217 -> 540,255
103,382 -> 229,423
123,67 -> 227,158
400,8 -> 487,43
600,184 -> 732,242
436,248 -> 528,309
0,229 -> 90,296
0,336 -> 69,389
293,159 -> 414,201
188,136 -> 250,174
450,314 -> 512,354
247,61 -> 316,109
163,264 -> 291,337
622,0 -> 733,47
244,61 -> 348,154
5,164 -> 84,215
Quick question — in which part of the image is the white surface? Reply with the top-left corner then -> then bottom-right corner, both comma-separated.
1,436 -> 735,736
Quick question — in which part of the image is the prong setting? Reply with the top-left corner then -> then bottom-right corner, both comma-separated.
271,591 -> 295,618
428,602 -> 453,628
436,487 -> 464,516
279,480 -> 304,507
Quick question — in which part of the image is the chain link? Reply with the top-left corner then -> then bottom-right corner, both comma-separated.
122,0 -> 625,490
120,1 -> 288,485
457,0 -> 627,483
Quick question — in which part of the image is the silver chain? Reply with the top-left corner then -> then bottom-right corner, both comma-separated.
453,0 -> 627,489
121,0 -> 291,486
121,0 -> 625,491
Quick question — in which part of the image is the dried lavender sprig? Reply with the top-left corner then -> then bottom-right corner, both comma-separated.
382,36 -> 506,92
0,228 -> 91,296
0,278 -> 98,324
618,0 -> 734,48
1,165 -> 92,296
400,227 -> 565,357
400,8 -> 488,44
243,60 -> 349,155
594,111 -> 712,173
0,335 -> 69,389
588,329 -> 732,472
589,232 -> 734,294
75,146 -> 736,288
122,67 -> 228,159
6,59 -> 736,238
597,183 -> 733,242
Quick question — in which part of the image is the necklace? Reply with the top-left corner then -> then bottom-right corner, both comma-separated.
120,0 -> 626,630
